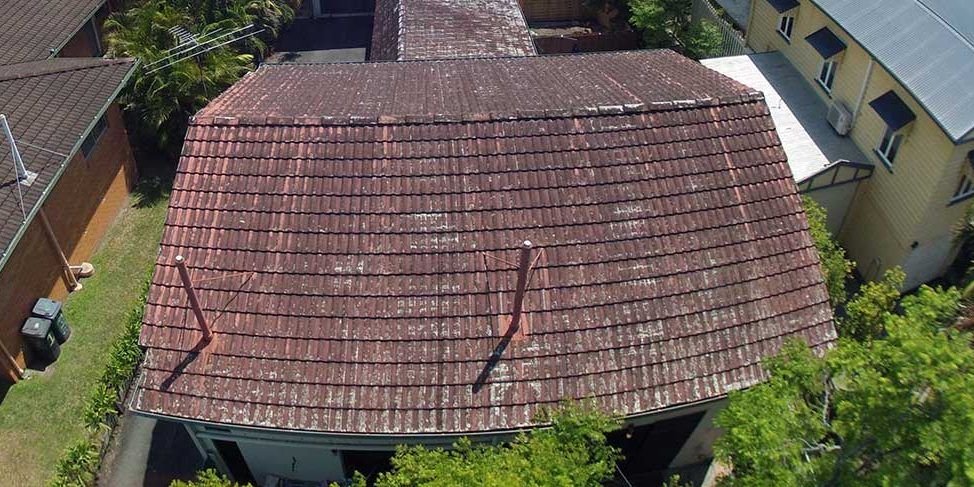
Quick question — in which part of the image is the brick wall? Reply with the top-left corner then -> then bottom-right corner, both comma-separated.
57,5 -> 109,58
0,104 -> 136,381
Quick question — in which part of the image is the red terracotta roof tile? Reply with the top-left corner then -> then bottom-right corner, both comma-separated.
132,51 -> 836,434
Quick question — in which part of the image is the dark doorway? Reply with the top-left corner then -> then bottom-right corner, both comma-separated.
213,440 -> 256,485
608,412 -> 705,485
342,450 -> 395,483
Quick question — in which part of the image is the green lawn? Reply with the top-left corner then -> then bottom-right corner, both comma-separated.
0,173 -> 171,487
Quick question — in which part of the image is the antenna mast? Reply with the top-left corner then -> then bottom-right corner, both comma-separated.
1,114 -> 37,185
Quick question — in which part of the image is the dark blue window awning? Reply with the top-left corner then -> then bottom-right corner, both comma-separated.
767,0 -> 800,12
805,27 -> 846,58
869,91 -> 916,131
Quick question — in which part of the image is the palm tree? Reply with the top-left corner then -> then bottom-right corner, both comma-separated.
104,0 -> 300,153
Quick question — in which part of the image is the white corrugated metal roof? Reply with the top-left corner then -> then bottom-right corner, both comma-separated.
811,0 -> 974,143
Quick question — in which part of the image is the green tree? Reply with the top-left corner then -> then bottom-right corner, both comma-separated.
715,285 -> 974,486
684,20 -> 723,60
171,469 -> 248,487
105,0 -> 255,152
802,196 -> 854,308
356,403 -> 622,487
627,0 -> 723,59
839,268 -> 903,340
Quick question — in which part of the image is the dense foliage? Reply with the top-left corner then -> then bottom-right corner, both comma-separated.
802,196 -> 855,308
50,278 -> 150,487
627,0 -> 723,59
171,469 -> 247,487
104,0 -> 297,153
340,404 -> 622,487
838,268 -> 902,341
715,284 -> 974,486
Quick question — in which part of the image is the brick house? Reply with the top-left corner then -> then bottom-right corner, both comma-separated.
0,0 -> 138,382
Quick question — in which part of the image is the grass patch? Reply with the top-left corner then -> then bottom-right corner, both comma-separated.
0,172 -> 171,487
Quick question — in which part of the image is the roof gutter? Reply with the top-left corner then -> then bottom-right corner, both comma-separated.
130,394 -> 728,445
0,59 -> 139,277
807,0 -> 971,145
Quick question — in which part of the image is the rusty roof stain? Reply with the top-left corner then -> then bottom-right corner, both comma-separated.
131,50 -> 836,435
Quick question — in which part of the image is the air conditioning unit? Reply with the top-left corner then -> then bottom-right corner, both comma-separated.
827,101 -> 853,136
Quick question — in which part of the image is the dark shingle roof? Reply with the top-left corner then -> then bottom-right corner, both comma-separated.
370,0 -> 536,61
0,0 -> 105,65
0,58 -> 136,262
132,51 -> 836,435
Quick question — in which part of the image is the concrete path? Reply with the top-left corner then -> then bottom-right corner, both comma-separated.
98,413 -> 203,487
268,16 -> 373,63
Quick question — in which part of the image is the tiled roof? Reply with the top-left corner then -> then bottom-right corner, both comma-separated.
0,0 -> 105,65
370,0 -> 536,60
132,51 -> 836,435
0,58 -> 136,263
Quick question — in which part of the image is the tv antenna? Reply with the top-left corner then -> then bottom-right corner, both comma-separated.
1,114 -> 38,224
144,23 -> 264,74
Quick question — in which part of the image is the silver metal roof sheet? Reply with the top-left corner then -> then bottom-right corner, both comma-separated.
811,0 -> 974,143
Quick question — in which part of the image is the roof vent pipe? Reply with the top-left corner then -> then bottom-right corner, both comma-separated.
508,240 -> 533,335
174,255 -> 213,342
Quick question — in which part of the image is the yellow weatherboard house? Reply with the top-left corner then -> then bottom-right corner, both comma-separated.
719,0 -> 974,288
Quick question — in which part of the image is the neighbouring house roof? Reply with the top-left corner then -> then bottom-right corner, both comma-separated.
370,0 -> 536,60
0,58 -> 136,264
0,0 -> 106,65
809,0 -> 974,143
131,50 -> 836,435
702,53 -> 871,183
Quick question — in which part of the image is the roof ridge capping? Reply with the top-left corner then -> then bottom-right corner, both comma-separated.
0,57 -> 137,83
193,91 -> 768,127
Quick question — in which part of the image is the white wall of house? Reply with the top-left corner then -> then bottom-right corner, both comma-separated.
805,182 -> 859,234
165,399 -> 725,485
237,441 -> 345,483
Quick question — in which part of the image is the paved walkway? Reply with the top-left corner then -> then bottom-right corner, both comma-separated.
268,16 -> 373,63
98,414 -> 203,487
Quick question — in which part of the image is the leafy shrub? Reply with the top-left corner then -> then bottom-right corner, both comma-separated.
839,268 -> 903,340
171,469 -> 249,487
802,196 -> 854,308
50,439 -> 99,487
49,276 -> 151,487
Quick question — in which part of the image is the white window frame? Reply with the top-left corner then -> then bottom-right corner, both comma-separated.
875,126 -> 904,168
817,59 -> 838,93
777,14 -> 795,41
951,155 -> 974,203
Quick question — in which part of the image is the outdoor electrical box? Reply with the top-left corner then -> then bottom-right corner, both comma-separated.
21,317 -> 61,364
32,298 -> 70,344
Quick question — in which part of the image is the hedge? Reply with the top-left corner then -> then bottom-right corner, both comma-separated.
49,276 -> 150,487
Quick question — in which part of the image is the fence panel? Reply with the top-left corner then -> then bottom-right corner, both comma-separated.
692,0 -> 751,58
